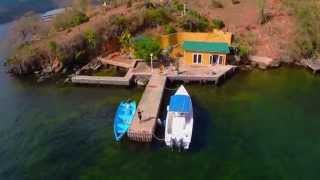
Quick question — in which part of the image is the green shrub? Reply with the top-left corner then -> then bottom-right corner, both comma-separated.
48,41 -> 58,54
143,8 -> 170,27
233,33 -> 255,59
109,15 -> 129,36
53,10 -> 89,31
211,19 -> 225,29
83,29 -> 99,49
172,0 -> 184,11
119,30 -> 133,52
179,11 -> 209,32
133,36 -> 161,61
71,12 -> 89,26
238,46 -> 250,59
164,25 -> 177,34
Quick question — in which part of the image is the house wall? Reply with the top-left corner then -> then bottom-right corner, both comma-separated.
160,31 -> 232,65
184,51 -> 227,65
160,30 -> 232,49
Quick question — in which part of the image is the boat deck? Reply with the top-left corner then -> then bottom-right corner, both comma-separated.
127,74 -> 167,142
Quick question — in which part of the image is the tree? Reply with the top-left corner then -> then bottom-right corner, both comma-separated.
258,0 -> 268,24
119,30 -> 133,53
9,12 -> 43,46
179,11 -> 209,32
133,36 -> 161,61
84,29 -> 99,49
143,8 -> 170,27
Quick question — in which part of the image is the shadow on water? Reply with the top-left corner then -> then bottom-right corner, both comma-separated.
188,97 -> 212,153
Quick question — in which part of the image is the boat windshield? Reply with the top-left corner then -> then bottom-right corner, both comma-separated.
175,112 -> 186,117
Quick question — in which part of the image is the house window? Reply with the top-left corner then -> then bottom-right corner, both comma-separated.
219,56 -> 224,65
210,55 -> 225,65
193,53 -> 202,64
209,55 -> 219,65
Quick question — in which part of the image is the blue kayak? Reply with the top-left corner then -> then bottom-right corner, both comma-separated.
114,100 -> 137,141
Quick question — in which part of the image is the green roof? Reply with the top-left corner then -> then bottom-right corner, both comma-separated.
182,41 -> 230,54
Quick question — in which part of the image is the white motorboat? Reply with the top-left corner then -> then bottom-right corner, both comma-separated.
165,85 -> 193,150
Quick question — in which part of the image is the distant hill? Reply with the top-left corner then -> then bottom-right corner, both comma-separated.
0,0 -> 99,24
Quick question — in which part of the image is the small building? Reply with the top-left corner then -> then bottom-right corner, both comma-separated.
182,41 -> 230,65
160,30 -> 233,66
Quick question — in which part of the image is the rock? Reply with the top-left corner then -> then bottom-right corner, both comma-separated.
258,63 -> 268,70
64,77 -> 71,83
270,60 -> 281,68
249,56 -> 279,70
52,59 -> 63,73
37,74 -> 51,83
62,68 -> 68,74
240,65 -> 253,71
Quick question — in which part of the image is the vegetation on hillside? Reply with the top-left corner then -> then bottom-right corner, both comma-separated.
284,0 -> 320,59
119,30 -> 133,52
133,36 -> 161,61
211,19 -> 225,30
179,10 -> 209,32
53,10 -> 89,31
233,32 -> 257,59
143,7 -> 171,27
8,12 -> 47,47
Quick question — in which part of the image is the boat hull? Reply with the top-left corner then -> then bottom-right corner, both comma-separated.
165,85 -> 193,150
114,101 -> 137,141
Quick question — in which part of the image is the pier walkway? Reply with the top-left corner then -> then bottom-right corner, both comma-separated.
167,65 -> 236,85
128,74 -> 167,142
71,61 -> 237,142
99,56 -> 137,69
71,69 -> 134,86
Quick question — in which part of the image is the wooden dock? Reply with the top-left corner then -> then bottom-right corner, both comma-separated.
127,74 -> 167,142
71,69 -> 134,86
167,65 -> 237,85
71,61 -> 237,142
98,56 -> 137,69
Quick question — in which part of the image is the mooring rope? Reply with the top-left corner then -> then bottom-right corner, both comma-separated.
153,133 -> 165,141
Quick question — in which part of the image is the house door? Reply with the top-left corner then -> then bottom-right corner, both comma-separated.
209,55 -> 219,65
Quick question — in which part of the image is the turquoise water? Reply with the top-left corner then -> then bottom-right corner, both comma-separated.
1,3 -> 320,180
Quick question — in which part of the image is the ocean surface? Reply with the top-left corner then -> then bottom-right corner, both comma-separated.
1,2 -> 320,180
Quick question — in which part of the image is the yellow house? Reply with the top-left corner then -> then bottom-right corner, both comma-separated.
160,30 -> 233,66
